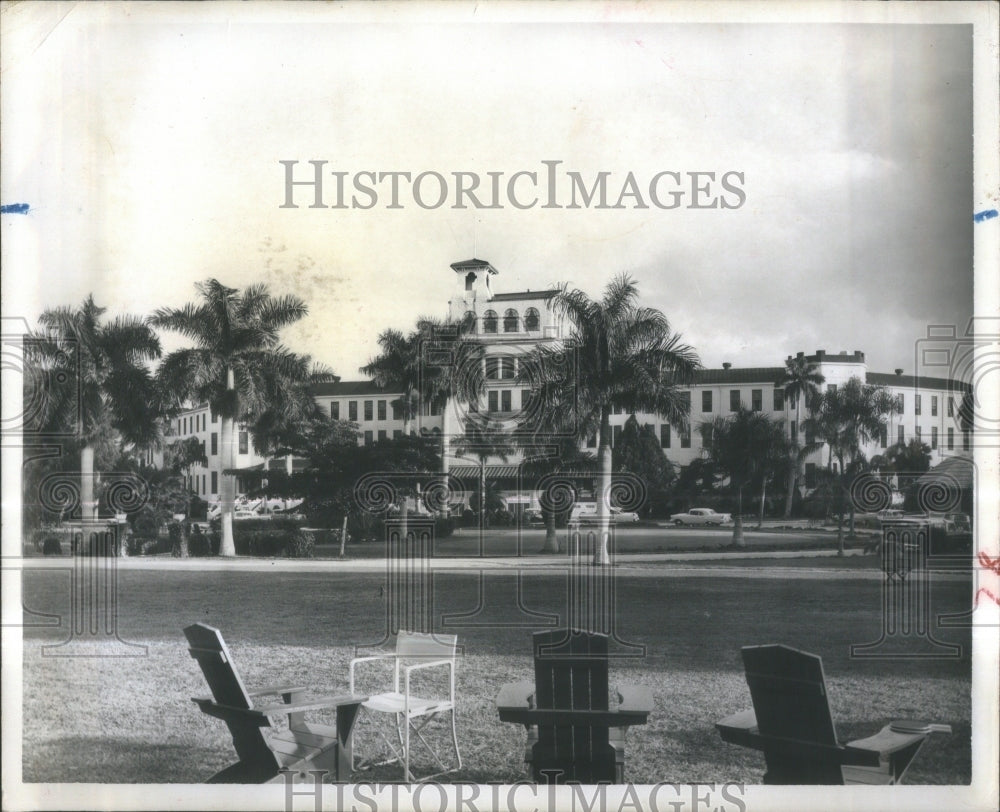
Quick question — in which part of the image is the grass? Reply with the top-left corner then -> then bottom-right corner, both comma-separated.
20,569 -> 972,784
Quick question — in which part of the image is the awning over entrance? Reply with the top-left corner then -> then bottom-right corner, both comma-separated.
915,455 -> 974,490
448,464 -> 523,479
227,457 -> 309,475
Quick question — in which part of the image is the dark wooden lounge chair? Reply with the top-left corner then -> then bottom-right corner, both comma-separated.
496,629 -> 652,783
716,643 -> 952,784
184,623 -> 367,783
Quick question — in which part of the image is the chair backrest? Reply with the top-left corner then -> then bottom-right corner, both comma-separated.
533,628 -> 610,712
741,644 -> 838,746
396,630 -> 458,662
185,622 -> 255,710
532,629 -> 613,782
185,623 -> 277,771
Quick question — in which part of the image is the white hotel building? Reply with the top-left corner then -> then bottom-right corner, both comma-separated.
167,259 -> 972,508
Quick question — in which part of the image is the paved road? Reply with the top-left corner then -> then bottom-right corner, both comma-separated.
346,524 -> 865,558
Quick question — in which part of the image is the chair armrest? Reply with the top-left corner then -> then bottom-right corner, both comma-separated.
403,658 -> 453,676
616,684 -> 653,714
496,680 -> 535,711
715,710 -> 884,769
497,706 -> 651,727
846,722 -> 950,758
403,658 -> 455,701
350,653 -> 397,666
191,697 -> 269,724
255,693 -> 368,715
247,684 -> 308,697
349,653 -> 397,693
716,708 -> 759,743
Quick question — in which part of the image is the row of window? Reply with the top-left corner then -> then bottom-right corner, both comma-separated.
330,399 -> 444,421
185,431 -> 251,458
910,393 -> 948,417
898,425 -> 969,451
188,471 -> 219,496
360,427 -> 442,445
178,390 -> 957,437
576,419 -> 969,455
466,307 -> 541,334
608,388 -> 788,415
582,423 -> 693,450
178,412 -> 215,435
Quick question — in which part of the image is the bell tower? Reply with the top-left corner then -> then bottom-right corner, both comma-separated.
449,258 -> 497,320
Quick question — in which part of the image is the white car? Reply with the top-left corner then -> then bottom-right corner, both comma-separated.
669,508 -> 731,526
569,504 -> 641,523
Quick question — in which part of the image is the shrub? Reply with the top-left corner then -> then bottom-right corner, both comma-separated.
347,512 -> 387,543
229,518 -> 316,558
434,516 -> 456,538
41,536 -> 63,556
188,528 -> 212,557
168,522 -> 186,557
284,529 -> 316,559
801,497 -> 830,520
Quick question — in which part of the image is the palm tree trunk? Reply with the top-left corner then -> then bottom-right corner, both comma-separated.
836,464 -> 846,557
733,485 -> 745,547
783,448 -> 797,519
399,409 -> 411,543
218,369 -> 237,557
784,399 -> 799,518
479,457 -> 487,532
441,397 -> 450,476
594,408 -> 612,566
757,478 -> 767,529
541,505 -> 559,553
80,445 -> 98,522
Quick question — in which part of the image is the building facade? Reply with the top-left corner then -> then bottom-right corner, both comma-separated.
166,258 -> 972,510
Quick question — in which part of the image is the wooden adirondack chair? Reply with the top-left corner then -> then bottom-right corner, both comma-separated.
496,629 -> 653,783
716,644 -> 952,784
185,623 -> 367,783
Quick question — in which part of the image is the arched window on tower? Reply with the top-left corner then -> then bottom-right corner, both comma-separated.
503,309 -> 519,332
465,272 -> 476,291
483,310 -> 498,334
524,307 -> 540,331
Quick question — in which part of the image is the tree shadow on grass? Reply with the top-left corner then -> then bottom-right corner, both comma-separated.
23,737 -> 223,783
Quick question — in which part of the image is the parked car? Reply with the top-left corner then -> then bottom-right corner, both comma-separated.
943,513 -> 971,535
569,503 -> 641,524
669,508 -> 731,526
524,509 -> 545,525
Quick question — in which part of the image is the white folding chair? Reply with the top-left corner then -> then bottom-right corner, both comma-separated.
349,631 -> 461,781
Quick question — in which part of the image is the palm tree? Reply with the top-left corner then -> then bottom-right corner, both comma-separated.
452,416 -> 515,533
361,328 -> 422,435
778,356 -> 825,517
803,377 -> 896,554
30,296 -> 161,522
517,274 -> 699,564
518,437 -> 597,553
152,279 -> 327,557
884,438 -> 932,496
362,317 -> 483,535
414,313 -> 484,476
699,408 -> 786,546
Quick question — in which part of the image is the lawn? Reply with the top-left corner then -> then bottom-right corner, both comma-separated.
20,568 -> 972,784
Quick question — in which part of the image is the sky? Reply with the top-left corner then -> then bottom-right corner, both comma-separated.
1,3 -> 986,383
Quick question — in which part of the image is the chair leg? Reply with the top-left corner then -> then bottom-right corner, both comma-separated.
404,713 -> 411,781
410,717 -> 448,771
450,709 -> 462,770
